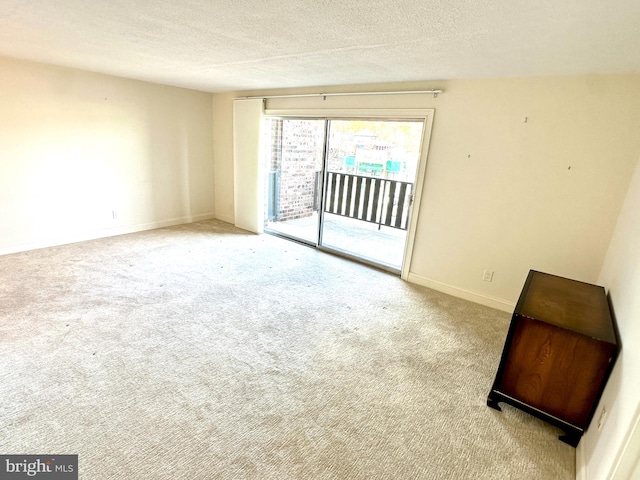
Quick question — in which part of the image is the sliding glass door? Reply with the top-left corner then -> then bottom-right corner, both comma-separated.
264,117 -> 425,272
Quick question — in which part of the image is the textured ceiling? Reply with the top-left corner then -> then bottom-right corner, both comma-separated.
1,0 -> 640,92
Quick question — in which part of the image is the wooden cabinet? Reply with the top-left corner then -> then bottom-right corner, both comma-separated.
487,270 -> 619,447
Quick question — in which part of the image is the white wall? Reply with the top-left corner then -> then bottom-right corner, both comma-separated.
213,75 -> 640,308
0,56 -> 214,254
578,156 -> 640,479
212,92 -> 236,224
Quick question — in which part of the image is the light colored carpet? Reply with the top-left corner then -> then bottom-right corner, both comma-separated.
0,219 -> 575,479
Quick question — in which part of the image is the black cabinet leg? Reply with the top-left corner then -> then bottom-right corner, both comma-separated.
487,393 -> 502,411
487,389 -> 583,447
559,431 -> 581,448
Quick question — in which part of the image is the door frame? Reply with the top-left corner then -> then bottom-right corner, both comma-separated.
264,108 -> 435,280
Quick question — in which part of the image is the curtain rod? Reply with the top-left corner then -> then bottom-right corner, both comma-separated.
239,89 -> 443,100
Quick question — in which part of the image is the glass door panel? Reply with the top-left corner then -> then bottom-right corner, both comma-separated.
319,120 -> 424,270
264,118 -> 326,245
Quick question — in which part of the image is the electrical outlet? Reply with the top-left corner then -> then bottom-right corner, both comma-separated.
112,210 -> 119,220
597,406 -> 608,430
483,270 -> 494,282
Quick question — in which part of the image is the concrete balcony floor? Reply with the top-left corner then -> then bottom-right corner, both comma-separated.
265,212 -> 407,272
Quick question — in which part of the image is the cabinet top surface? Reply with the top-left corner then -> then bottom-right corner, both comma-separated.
516,270 -> 616,343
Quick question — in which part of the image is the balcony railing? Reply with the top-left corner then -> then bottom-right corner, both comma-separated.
324,172 -> 413,230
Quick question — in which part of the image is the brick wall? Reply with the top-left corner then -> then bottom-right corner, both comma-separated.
270,119 -> 323,222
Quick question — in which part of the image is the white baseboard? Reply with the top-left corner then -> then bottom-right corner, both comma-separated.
576,443 -> 587,480
0,212 -> 216,256
101,212 -> 217,237
406,273 -> 515,313
214,212 -> 235,225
